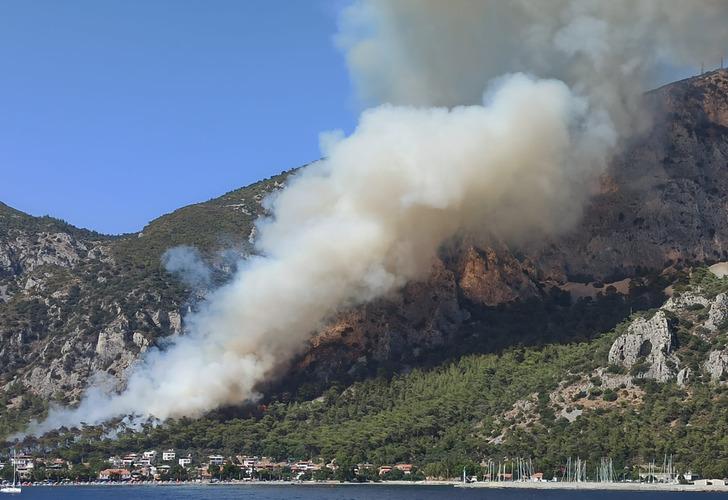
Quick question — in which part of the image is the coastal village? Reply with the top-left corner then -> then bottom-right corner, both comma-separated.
0,449 -> 419,484
2,450 -> 727,489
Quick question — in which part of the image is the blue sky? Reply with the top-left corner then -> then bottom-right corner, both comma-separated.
0,0 -> 356,234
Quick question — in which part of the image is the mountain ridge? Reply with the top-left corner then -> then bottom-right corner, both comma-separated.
2,70 -> 728,439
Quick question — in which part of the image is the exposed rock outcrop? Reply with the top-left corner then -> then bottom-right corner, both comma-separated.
528,69 -> 728,281
705,293 -> 728,332
608,311 -> 679,382
677,367 -> 692,386
704,349 -> 728,382
0,232 -> 86,277
663,291 -> 710,312
457,246 -> 538,306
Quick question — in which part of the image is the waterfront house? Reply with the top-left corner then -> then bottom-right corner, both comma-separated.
162,449 -> 176,461
198,466 -> 212,480
291,461 -> 319,472
354,463 -> 374,474
10,454 -> 33,469
99,468 -> 132,481
122,454 -> 138,468
395,464 -> 413,475
378,465 -> 393,476
178,456 -> 192,467
684,471 -> 702,482
45,458 -> 68,471
208,455 -> 224,466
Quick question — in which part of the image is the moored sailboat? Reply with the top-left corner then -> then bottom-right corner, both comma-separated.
0,450 -> 21,494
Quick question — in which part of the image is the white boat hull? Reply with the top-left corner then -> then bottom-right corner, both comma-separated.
0,486 -> 21,494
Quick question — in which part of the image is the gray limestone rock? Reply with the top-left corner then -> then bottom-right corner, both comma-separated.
608,311 -> 679,382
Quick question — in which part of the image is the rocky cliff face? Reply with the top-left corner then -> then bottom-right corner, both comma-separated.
293,70 -> 728,387
2,71 -> 728,415
603,274 -> 728,387
529,69 -> 728,281
0,218 -> 185,400
0,172 -> 285,405
704,349 -> 728,382
608,311 -> 679,382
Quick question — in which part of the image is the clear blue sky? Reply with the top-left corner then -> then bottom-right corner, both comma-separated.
0,0 -> 356,234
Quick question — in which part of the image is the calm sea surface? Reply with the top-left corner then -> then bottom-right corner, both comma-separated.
8,485 -> 716,500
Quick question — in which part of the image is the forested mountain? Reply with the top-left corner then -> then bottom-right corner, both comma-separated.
2,70 -> 728,474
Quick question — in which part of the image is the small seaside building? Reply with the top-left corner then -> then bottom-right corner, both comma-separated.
354,463 -> 374,475
99,468 -> 132,481
198,466 -> 212,480
378,465 -> 393,476
10,454 -> 33,469
162,449 -> 176,461
179,456 -> 192,467
208,455 -> 224,466
395,464 -> 413,475
143,450 -> 157,460
46,458 -> 68,471
122,454 -> 138,467
291,461 -> 318,472
684,471 -> 701,482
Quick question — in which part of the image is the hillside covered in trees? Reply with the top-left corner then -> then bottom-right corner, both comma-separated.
6,267 -> 728,480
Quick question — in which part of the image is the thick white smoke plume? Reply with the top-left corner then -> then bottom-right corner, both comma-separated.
24,0 -> 727,435
337,1 -> 727,113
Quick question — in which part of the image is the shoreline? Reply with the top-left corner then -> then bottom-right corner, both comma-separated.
10,479 -> 728,492
456,481 -> 728,493
6,480 -> 459,488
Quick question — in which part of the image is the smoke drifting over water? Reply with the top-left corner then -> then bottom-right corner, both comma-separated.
25,1 -> 728,435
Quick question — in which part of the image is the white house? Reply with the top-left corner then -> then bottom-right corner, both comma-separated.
122,454 -> 137,468
178,456 -> 192,467
162,450 -> 176,461
208,455 -> 224,466
143,450 -> 157,460
684,472 -> 702,482
11,455 -> 34,469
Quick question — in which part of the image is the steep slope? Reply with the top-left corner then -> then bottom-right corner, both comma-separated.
292,70 -> 728,388
2,71 -> 728,438
0,172 -> 288,435
531,69 -> 728,280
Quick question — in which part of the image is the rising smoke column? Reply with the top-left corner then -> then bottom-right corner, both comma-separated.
26,0 -> 728,434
